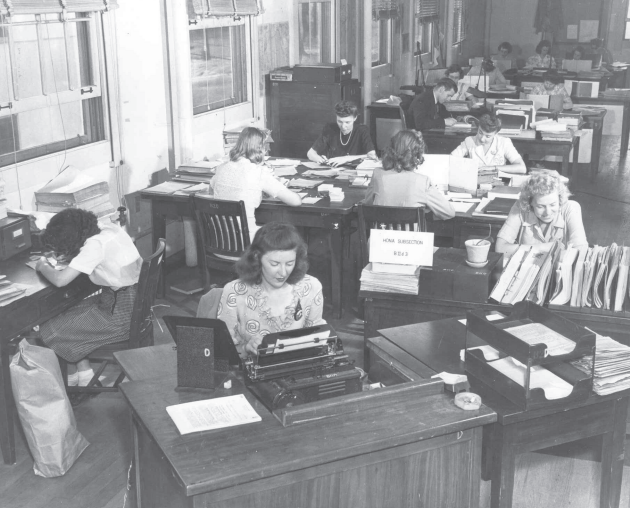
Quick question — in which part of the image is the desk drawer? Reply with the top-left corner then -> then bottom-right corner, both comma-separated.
0,218 -> 31,261
39,278 -> 96,319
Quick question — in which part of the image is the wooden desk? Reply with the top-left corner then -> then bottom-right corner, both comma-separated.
141,172 -> 365,319
422,129 -> 580,177
0,251 -> 97,464
368,317 -> 630,508
117,346 -> 496,508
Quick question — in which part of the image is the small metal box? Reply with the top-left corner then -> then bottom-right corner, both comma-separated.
0,217 -> 31,261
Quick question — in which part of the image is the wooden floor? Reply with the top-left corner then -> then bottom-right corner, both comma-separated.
2,135 -> 630,507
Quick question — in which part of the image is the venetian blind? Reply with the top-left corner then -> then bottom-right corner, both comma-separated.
190,0 -> 259,17
453,0 -> 467,42
415,0 -> 438,18
0,0 -> 118,15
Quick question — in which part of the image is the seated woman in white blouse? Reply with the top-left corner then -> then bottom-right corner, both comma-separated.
450,114 -> 526,175
217,222 -> 326,358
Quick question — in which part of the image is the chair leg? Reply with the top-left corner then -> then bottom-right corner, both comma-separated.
58,357 -> 69,390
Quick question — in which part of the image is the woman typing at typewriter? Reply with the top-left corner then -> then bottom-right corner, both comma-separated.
217,222 -> 326,358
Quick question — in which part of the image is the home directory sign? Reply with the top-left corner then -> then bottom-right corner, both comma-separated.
369,230 -> 435,267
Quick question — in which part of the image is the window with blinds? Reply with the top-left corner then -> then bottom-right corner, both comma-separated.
0,8 -> 109,167
453,0 -> 467,45
414,0 -> 437,56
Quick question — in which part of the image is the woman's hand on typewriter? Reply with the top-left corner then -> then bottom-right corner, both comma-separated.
245,336 -> 263,356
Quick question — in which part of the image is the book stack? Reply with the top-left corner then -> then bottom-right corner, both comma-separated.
601,88 -> 630,99
174,160 -> 222,184
473,196 -> 517,218
360,262 -> 420,294
444,100 -> 471,113
0,277 -> 26,304
535,121 -> 572,141
223,127 -> 244,154
571,333 -> 630,395
35,180 -> 114,218
558,111 -> 582,129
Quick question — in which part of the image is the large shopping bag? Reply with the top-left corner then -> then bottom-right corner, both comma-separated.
10,339 -> 90,477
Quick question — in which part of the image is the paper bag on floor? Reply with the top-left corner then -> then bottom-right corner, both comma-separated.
10,339 -> 89,477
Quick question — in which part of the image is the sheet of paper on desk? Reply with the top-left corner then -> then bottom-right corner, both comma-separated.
451,202 -> 475,213
356,159 -> 382,170
288,179 -> 324,188
504,323 -> 576,356
301,196 -> 323,204
329,155 -> 365,166
267,158 -> 300,167
488,357 -> 573,399
143,181 -> 194,194
303,168 -> 340,177
166,394 -> 261,435
273,167 -> 298,177
301,162 -> 329,169
0,284 -> 29,306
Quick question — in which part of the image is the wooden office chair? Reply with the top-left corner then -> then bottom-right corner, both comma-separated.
61,238 -> 166,395
357,203 -> 427,273
196,287 -> 223,319
193,196 -> 251,291
398,105 -> 410,130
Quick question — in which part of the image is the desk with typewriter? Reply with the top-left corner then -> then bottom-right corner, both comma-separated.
116,328 -> 496,508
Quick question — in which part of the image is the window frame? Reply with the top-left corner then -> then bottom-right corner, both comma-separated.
0,12 -> 110,168
371,16 -> 392,68
295,0 -> 336,65
414,15 -> 436,58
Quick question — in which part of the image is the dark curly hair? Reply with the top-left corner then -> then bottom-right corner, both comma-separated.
235,222 -> 309,286
382,130 -> 426,173
445,64 -> 464,79
41,208 -> 101,262
478,113 -> 502,134
536,40 -> 551,54
498,42 -> 512,54
334,100 -> 359,118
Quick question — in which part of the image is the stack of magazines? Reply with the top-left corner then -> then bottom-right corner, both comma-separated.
360,263 -> 420,294
571,333 -> 630,395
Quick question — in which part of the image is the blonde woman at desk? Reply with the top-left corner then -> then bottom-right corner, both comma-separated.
35,209 -> 142,386
525,40 -> 556,69
217,222 -> 326,358
363,130 -> 455,220
495,171 -> 588,256
528,72 -> 573,110
211,127 -> 302,242
467,60 -> 508,86
450,114 -> 526,175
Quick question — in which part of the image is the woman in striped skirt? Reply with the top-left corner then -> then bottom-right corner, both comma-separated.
36,209 -> 142,386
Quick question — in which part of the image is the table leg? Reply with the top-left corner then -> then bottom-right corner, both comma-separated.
151,209 -> 167,298
571,136 -> 580,176
328,222 -> 343,320
481,423 -> 495,482
621,103 -> 630,157
561,147 -> 569,176
599,396 -> 628,508
490,423 -> 517,508
0,346 -> 16,465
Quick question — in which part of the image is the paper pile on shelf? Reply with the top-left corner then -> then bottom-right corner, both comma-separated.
360,263 -> 420,294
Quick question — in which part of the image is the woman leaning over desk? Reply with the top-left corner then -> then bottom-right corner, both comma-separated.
526,40 -> 556,69
211,127 -> 301,242
495,171 -> 588,256
363,130 -> 455,220
217,222 -> 326,358
450,114 -> 526,175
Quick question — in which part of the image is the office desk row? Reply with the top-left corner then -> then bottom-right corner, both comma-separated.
141,166 -> 506,319
0,251 -> 97,464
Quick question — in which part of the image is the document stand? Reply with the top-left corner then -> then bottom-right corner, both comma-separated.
464,302 -> 595,411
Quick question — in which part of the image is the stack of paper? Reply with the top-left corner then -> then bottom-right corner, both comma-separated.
0,277 -> 27,305
571,333 -> 630,395
360,263 -> 420,294
549,247 -> 579,305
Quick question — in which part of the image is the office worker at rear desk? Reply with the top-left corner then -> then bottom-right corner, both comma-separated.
529,72 -> 573,110
363,130 -> 455,221
572,45 -> 586,61
525,40 -> 556,69
467,59 -> 508,86
445,64 -> 470,101
211,126 -> 301,242
217,222 -> 326,359
307,100 -> 377,165
409,78 -> 458,131
495,171 -> 588,256
450,114 -> 526,175
492,42 -> 514,72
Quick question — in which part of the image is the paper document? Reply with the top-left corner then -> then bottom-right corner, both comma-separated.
288,179 -> 324,189
488,357 -> 574,399
273,167 -> 298,177
301,162 -> 330,169
301,197 -> 323,204
504,323 -> 576,356
166,394 -> 261,435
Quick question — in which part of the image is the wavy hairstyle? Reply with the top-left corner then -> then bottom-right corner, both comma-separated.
334,100 -> 359,118
435,77 -> 457,92
445,64 -> 464,79
235,222 -> 309,286
518,171 -> 571,214
573,45 -> 586,59
42,208 -> 101,262
382,130 -> 426,173
478,113 -> 502,134
535,40 -> 551,54
498,42 -> 513,54
229,127 -> 266,164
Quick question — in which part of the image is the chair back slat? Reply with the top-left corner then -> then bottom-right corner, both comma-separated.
193,196 -> 251,256
128,238 -> 166,349
357,204 -> 427,268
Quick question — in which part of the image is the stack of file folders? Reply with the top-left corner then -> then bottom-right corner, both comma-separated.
360,263 -> 419,294
571,333 -> 630,395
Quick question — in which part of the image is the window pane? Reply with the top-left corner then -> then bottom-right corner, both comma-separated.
0,116 -> 17,156
40,22 -> 70,92
66,20 -> 94,88
0,27 -> 11,104
298,1 -> 331,64
371,18 -> 380,64
12,24 -> 43,99
190,25 -> 248,115
17,101 -> 84,149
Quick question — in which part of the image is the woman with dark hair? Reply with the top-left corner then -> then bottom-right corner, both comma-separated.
363,130 -> 455,220
217,222 -> 325,357
493,42 -> 514,73
451,113 -> 526,174
497,42 -> 513,58
307,100 -> 376,164
445,64 -> 469,100
572,45 -> 586,60
496,170 -> 587,256
36,208 -> 142,386
529,72 -> 572,110
526,40 -> 556,69
211,127 -> 301,241
590,38 -> 613,66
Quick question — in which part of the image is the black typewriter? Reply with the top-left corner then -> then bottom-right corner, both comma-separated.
243,324 -> 362,411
